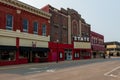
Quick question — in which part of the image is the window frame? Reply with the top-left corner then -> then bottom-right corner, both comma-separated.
42,24 -> 46,36
59,52 -> 63,59
74,53 -> 79,58
6,14 -> 13,30
33,21 -> 38,34
23,19 -> 28,32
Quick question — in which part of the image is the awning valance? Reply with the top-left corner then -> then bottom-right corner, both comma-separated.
20,47 -> 50,52
0,45 -> 17,50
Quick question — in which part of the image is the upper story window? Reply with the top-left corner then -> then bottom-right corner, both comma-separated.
72,20 -> 78,36
33,22 -> 38,34
23,19 -> 28,32
42,24 -> 46,36
6,14 -> 13,30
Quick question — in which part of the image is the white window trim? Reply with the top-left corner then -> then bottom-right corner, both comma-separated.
23,19 -> 28,32
6,14 -> 13,30
42,24 -> 46,36
33,21 -> 38,34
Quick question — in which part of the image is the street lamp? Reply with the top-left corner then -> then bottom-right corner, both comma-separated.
56,40 -> 59,63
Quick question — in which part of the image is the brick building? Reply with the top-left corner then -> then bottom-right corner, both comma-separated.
91,31 -> 105,58
0,0 -> 51,66
67,8 -> 91,60
42,5 -> 91,62
42,5 -> 73,62
0,0 -> 104,66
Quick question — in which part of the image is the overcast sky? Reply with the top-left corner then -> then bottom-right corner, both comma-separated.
19,0 -> 120,42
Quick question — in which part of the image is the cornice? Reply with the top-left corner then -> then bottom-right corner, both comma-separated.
50,8 -> 68,18
0,0 -> 51,19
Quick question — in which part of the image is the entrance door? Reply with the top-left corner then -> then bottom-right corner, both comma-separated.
80,52 -> 84,59
64,49 -> 72,60
65,53 -> 72,60
52,52 -> 57,61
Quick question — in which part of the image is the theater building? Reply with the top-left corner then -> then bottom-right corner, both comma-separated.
42,5 -> 91,61
0,0 -> 51,66
42,5 -> 73,62
67,9 -> 91,60
91,31 -> 105,58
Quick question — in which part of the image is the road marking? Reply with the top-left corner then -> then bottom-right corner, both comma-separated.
109,74 -> 117,77
25,71 -> 42,74
29,68 -> 40,70
104,66 -> 120,78
46,69 -> 56,72
29,67 -> 48,70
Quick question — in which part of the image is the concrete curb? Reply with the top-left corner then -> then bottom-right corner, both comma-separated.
0,58 -> 117,70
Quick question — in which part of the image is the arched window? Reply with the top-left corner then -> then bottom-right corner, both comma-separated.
72,20 -> 79,36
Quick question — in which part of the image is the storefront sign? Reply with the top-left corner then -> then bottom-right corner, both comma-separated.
74,42 -> 91,49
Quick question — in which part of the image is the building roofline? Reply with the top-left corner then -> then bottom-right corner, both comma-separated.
105,41 -> 120,45
91,31 -> 104,37
0,0 -> 51,19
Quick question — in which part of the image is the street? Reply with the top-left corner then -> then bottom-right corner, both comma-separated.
0,57 -> 120,80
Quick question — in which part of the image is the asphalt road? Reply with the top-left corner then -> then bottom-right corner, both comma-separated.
0,57 -> 120,75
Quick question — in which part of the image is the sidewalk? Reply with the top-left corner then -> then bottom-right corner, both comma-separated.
0,60 -> 77,70
0,62 -> 56,70
0,57 -> 119,70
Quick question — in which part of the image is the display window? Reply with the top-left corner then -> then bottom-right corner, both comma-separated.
59,52 -> 63,58
0,50 -> 16,61
74,53 -> 79,58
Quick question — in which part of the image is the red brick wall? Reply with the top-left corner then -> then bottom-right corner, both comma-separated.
69,12 -> 80,36
48,7 -> 68,44
81,23 -> 90,34
41,5 -> 50,13
0,3 -> 15,29
91,31 -> 104,40
0,3 -> 50,36
67,9 -> 91,42
91,31 -> 105,51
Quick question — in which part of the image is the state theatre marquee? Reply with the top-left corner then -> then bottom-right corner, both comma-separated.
74,42 -> 91,49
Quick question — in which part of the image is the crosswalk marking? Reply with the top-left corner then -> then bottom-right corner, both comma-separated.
104,66 -> 120,78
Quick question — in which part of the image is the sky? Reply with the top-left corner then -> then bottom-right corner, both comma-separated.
19,0 -> 120,42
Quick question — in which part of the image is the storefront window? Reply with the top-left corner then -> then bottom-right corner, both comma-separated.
59,52 -> 63,58
74,53 -> 79,58
81,52 -> 90,56
19,51 -> 28,58
38,52 -> 48,58
35,53 -> 39,58
0,50 -> 16,61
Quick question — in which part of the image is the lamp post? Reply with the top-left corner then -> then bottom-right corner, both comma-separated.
56,40 -> 59,63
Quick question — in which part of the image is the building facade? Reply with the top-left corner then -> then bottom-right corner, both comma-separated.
42,5 -> 73,62
105,41 -> 120,56
0,1 -> 104,66
67,8 -> 91,60
42,5 -> 91,62
91,31 -> 105,58
0,0 -> 51,66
